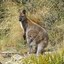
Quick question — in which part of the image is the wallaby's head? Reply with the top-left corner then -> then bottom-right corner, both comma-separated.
19,9 -> 28,32
19,9 -> 27,22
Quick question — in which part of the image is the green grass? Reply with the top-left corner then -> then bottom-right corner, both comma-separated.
22,50 -> 64,64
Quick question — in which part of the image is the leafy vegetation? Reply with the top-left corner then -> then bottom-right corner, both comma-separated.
22,49 -> 64,64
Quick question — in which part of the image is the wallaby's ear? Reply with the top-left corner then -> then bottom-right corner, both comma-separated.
22,9 -> 26,14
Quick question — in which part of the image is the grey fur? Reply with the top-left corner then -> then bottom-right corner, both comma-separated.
19,10 -> 48,55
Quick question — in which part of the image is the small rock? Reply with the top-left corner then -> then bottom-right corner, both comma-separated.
11,54 -> 23,61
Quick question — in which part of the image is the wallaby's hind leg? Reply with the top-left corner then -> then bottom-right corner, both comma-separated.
28,42 -> 37,54
36,42 -> 45,55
